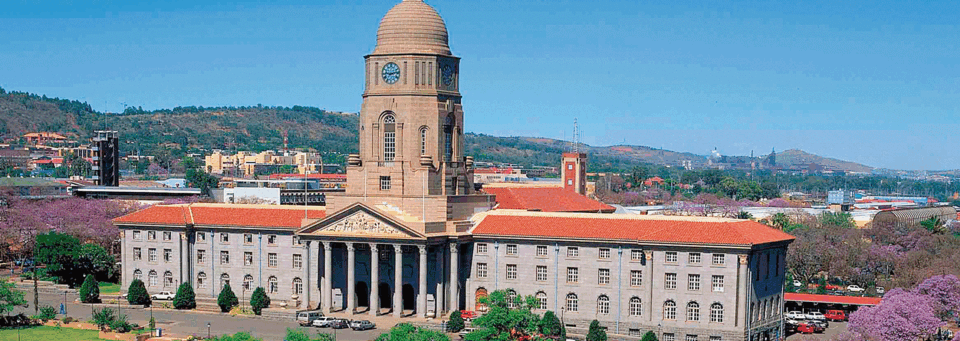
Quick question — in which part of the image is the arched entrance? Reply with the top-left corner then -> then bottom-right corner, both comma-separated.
378,283 -> 392,309
402,284 -> 416,311
475,288 -> 488,312
356,282 -> 369,308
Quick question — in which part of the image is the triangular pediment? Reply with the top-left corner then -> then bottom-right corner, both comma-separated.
297,202 -> 424,239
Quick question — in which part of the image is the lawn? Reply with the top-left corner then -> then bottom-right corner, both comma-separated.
0,326 -> 103,341
98,282 -> 121,295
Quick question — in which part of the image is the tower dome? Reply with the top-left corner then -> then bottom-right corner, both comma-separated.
373,0 -> 451,56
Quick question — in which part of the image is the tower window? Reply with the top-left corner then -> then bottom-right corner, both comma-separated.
420,127 -> 428,155
380,176 -> 392,190
444,115 -> 454,162
383,114 -> 396,161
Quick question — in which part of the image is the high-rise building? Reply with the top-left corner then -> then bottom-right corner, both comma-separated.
92,130 -> 120,186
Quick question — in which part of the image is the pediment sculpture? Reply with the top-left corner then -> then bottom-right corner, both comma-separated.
322,211 -> 404,236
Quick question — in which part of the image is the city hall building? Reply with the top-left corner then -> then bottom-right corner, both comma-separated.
114,1 -> 795,340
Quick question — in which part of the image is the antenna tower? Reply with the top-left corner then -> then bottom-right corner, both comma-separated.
573,118 -> 580,154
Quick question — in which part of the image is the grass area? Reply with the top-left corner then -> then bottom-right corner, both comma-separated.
0,326 -> 103,341
98,282 -> 121,295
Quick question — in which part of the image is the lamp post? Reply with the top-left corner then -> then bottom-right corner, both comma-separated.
207,322 -> 211,339
62,290 -> 67,315
657,323 -> 661,340
242,285 -> 247,312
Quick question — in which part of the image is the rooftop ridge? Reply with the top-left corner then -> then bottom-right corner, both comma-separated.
483,209 -> 747,223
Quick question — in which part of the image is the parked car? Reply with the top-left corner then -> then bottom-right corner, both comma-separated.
825,310 -> 847,322
876,286 -> 885,295
151,291 -> 175,300
330,319 -> 350,329
805,311 -> 825,321
784,318 -> 802,326
785,311 -> 806,320
312,317 -> 337,328
460,310 -> 478,319
825,284 -> 843,291
459,328 -> 476,339
809,319 -> 828,331
793,280 -> 802,287
297,310 -> 324,326
350,320 -> 375,331
796,323 -> 817,334
847,285 -> 865,293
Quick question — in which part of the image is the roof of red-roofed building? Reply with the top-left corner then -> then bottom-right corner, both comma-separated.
266,173 -> 346,181
783,293 -> 881,306
483,187 -> 616,213
113,203 -> 326,229
471,211 -> 795,247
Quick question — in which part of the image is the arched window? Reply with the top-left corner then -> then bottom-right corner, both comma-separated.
133,269 -> 142,281
220,273 -> 230,290
382,114 -> 396,161
535,292 -> 547,310
268,276 -> 279,294
148,271 -> 158,286
507,290 -> 518,309
197,272 -> 207,288
664,300 -> 677,320
243,275 -> 254,291
566,293 -> 578,312
711,303 -> 724,323
443,115 -> 454,162
163,271 -> 173,287
293,278 -> 303,295
420,127 -> 428,156
597,295 -> 610,314
687,302 -> 700,321
629,297 -> 642,317
475,288 -> 488,312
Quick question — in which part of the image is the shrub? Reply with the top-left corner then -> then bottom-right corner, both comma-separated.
38,305 -> 57,320
641,331 -> 658,341
586,320 -> 607,341
62,316 -> 74,324
126,279 -> 151,306
208,331 -> 263,341
249,287 -> 270,315
148,316 -> 156,330
218,283 -> 238,312
79,274 -> 100,303
92,308 -> 116,331
109,314 -> 132,333
447,310 -> 464,332
173,282 -> 196,309
539,311 -> 561,336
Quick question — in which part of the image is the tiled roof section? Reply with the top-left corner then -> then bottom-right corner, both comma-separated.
471,211 -> 795,247
484,187 -> 616,213
783,293 -> 881,306
113,204 -> 326,229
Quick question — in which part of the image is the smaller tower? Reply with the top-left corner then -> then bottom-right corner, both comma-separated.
563,120 -> 586,194
92,130 -> 120,186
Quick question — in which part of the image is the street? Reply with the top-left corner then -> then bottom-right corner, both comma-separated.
13,290 -> 386,341
784,322 -> 849,340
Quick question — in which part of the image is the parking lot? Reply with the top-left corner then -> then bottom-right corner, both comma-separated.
785,321 -> 848,340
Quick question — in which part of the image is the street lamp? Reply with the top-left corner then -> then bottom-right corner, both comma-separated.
61,290 -> 67,315
657,323 -> 661,340
207,322 -> 211,339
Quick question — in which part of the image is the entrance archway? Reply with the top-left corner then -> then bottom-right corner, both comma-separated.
402,284 -> 415,310
475,288 -> 488,312
378,283 -> 392,309
356,282 -> 369,308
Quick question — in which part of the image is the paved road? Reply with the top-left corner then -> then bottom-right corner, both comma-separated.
785,321 -> 848,340
14,290 -> 385,341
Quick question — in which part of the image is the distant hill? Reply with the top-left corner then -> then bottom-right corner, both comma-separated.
0,87 -> 875,173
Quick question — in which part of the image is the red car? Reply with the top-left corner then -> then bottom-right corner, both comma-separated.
825,310 -> 847,321
796,323 -> 817,334
459,310 -> 478,319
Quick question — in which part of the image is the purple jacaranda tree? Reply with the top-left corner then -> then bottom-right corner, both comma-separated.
766,198 -> 792,208
915,274 -> 960,321
848,288 -> 943,341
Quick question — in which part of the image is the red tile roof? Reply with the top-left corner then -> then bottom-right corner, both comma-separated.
472,212 -> 795,247
784,293 -> 881,306
483,187 -> 616,213
113,204 -> 326,229
266,173 -> 346,180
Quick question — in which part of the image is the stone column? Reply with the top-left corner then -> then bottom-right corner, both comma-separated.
645,250 -> 654,322
418,245 -> 428,318
448,242 -> 459,312
347,242 -> 356,314
394,244 -> 403,317
370,244 -> 379,316
436,246 -> 445,314
738,254 -> 749,328
305,241 -> 311,308
323,242 -> 333,314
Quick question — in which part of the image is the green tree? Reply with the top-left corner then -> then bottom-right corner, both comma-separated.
35,231 -> 82,287
920,217 -> 945,234
208,331 -> 263,341
285,328 -> 334,341
818,212 -> 855,229
173,282 -> 196,309
92,307 -> 117,331
586,320 -> 607,341
79,274 -> 100,303
38,305 -> 57,320
464,290 -> 541,341
736,211 -> 754,220
538,310 -> 562,337
218,283 -> 239,312
448,310 -> 465,332
126,279 -> 151,306
641,331 -> 658,341
250,286 -> 270,315
376,323 -> 450,341
0,281 -> 28,315
186,168 -> 219,196
77,244 -> 115,281
770,213 -> 790,230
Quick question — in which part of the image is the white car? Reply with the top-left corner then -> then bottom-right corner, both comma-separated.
793,280 -> 802,287
847,285 -> 865,293
785,311 -> 806,320
785,318 -> 802,325
312,317 -> 337,328
151,291 -> 175,300
805,311 -> 825,321
876,286 -> 885,295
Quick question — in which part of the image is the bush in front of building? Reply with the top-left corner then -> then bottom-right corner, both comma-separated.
538,310 -> 561,337
586,320 -> 607,341
250,287 -> 270,315
79,274 -> 100,303
173,282 -> 196,309
447,310 -> 464,332
218,283 -> 239,312
641,331 -> 658,341
126,279 -> 151,306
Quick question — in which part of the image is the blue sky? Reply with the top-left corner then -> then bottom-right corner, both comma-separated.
2,0 -> 958,170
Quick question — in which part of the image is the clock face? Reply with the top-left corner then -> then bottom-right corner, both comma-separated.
441,65 -> 454,86
382,62 -> 400,84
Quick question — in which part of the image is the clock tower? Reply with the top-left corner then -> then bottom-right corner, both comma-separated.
326,0 -> 492,234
